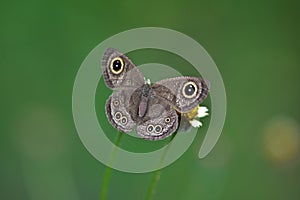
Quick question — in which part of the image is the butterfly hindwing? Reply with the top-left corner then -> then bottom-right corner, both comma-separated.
136,97 -> 179,140
105,90 -> 136,133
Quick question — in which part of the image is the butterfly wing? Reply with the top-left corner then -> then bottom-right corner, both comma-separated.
102,48 -> 145,89
105,90 -> 136,133
103,48 -> 145,132
151,76 -> 210,113
136,97 -> 179,140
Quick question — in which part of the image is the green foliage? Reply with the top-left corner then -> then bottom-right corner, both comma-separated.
1,0 -> 300,200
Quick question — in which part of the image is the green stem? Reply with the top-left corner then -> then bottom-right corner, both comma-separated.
145,169 -> 161,200
145,134 -> 176,200
100,132 -> 123,200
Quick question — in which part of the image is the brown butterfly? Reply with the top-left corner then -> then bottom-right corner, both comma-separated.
102,48 -> 210,140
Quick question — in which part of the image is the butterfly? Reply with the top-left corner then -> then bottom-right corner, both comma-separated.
102,48 -> 210,140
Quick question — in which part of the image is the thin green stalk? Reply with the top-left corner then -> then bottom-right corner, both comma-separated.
145,167 -> 161,200
145,134 -> 176,200
100,132 -> 123,200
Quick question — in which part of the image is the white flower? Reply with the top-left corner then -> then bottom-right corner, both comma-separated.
144,78 -> 151,85
190,119 -> 203,127
197,106 -> 209,118
190,106 -> 209,128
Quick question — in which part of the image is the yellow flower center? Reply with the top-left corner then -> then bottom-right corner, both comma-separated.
183,106 -> 199,120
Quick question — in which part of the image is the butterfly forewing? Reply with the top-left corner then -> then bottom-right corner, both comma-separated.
102,48 -> 145,89
151,77 -> 210,113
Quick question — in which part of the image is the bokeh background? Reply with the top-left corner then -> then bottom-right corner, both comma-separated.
1,0 -> 300,199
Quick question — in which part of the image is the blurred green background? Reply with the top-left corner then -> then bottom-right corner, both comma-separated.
1,0 -> 300,199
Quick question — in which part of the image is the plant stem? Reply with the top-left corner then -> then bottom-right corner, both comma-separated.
145,169 -> 161,200
100,132 -> 123,200
145,134 -> 176,200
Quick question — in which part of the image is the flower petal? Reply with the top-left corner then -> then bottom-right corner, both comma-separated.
190,119 -> 202,127
197,106 -> 209,118
146,78 -> 151,84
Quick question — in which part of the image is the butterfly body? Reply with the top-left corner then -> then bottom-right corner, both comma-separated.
137,83 -> 152,117
102,48 -> 210,140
